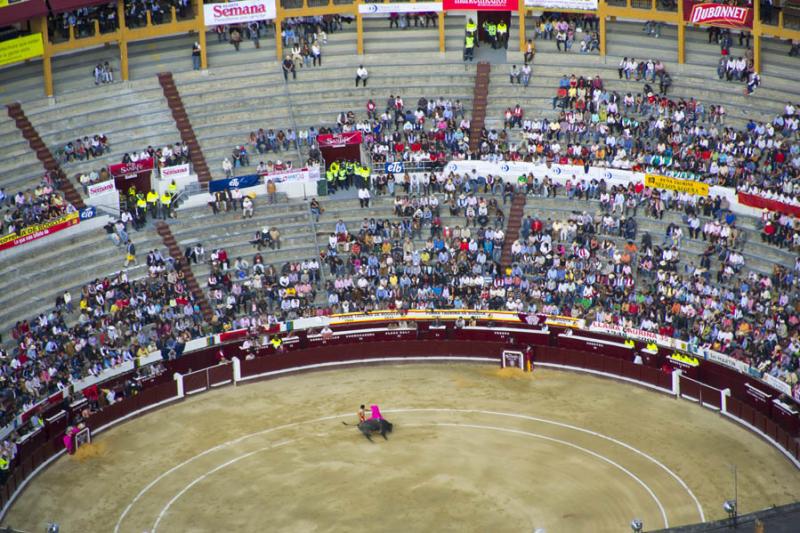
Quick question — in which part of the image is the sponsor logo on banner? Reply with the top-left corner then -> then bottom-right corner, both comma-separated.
87,180 -> 115,197
0,211 -> 80,252
359,2 -> 442,14
683,0 -> 753,29
761,372 -> 792,396
204,0 -> 276,25
524,0 -> 597,9
443,0 -> 518,9
109,157 -> 154,179
316,131 -> 363,148
544,315 -> 585,329
588,321 -> 687,350
696,348 -> 751,374
79,207 -> 97,220
0,33 -> 44,67
208,174 -> 260,193
160,163 -> 191,181
384,161 -> 405,174
644,173 -> 709,196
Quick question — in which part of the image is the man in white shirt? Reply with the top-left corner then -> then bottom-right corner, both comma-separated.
355,65 -> 368,87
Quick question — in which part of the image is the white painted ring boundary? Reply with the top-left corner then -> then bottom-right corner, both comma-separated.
117,408 -> 702,532
151,423 -> 669,532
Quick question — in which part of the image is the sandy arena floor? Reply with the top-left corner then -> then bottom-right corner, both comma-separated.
5,364 -> 800,533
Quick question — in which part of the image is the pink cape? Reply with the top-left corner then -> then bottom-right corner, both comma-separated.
370,404 -> 383,420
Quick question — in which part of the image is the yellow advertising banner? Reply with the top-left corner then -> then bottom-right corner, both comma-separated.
0,33 -> 44,67
644,173 -> 709,196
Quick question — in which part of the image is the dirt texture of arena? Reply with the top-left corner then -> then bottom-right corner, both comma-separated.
6,364 -> 800,533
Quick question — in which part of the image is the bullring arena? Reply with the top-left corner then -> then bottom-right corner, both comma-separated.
1,0 -> 800,531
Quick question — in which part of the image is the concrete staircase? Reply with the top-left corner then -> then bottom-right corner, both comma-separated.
470,62 -> 490,153
155,220 -> 213,322
5,102 -> 85,209
157,72 -> 212,186
501,193 -> 526,268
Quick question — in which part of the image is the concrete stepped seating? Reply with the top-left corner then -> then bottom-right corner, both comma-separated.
0,114 -> 44,192
520,197 -> 790,275
0,225 -> 166,334
155,220 -> 213,321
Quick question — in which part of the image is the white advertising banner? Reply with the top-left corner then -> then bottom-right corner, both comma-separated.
260,166 -> 321,184
87,179 -> 115,198
359,2 -> 443,15
524,0 -> 597,9
204,0 -> 276,25
160,163 -> 191,181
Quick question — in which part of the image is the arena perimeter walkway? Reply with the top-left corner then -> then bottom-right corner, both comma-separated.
6,365 -> 800,533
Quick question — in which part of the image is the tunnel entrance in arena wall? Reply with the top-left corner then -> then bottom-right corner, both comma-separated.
476,11 -> 511,49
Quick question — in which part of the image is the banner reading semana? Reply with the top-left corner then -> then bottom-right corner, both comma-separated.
204,0 -> 276,26
0,211 -> 79,252
359,2 -> 442,14
443,0 -> 518,10
524,0 -> 597,9
644,173 -> 709,196
682,0 -> 753,29
0,33 -> 44,67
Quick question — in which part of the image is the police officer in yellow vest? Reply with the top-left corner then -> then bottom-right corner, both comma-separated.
160,192 -> 171,220
168,180 -> 178,196
466,18 -> 478,48
135,194 -> 147,228
146,190 -> 159,219
497,20 -> 508,49
483,20 -> 497,49
0,453 -> 8,484
465,33 -> 475,61
326,167 -> 336,193
270,336 -> 282,350
338,162 -> 348,190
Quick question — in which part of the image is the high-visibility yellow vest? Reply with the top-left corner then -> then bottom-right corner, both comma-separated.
487,24 -> 497,36
168,182 -> 177,194
466,22 -> 476,33
497,22 -> 507,34
146,191 -> 158,204
330,162 -> 339,173
137,198 -> 146,209
465,36 -> 475,48
160,194 -> 171,206
0,457 -> 8,470
326,170 -> 335,182
270,337 -> 282,349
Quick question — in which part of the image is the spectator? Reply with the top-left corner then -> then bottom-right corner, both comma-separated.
356,65 -> 369,87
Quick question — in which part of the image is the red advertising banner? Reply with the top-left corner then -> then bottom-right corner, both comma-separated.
316,131 -> 363,148
0,211 -> 80,252
683,1 -> 753,29
738,192 -> 800,218
443,0 -> 518,10
108,157 -> 154,179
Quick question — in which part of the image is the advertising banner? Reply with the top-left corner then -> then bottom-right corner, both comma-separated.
260,166 -> 320,184
79,206 -> 97,220
737,192 -> 800,218
683,1 -> 753,29
524,0 -> 597,9
316,131 -> 363,148
588,321 -> 688,351
204,0 -> 276,25
644,173 -> 709,196
87,179 -> 115,198
160,163 -> 191,181
0,32 -> 43,67
443,0 -> 518,9
0,211 -> 79,252
359,2 -> 442,14
208,174 -> 260,193
384,161 -> 405,174
109,157 -> 154,179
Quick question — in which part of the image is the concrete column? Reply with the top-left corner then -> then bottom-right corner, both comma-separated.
439,12 -> 445,53
196,0 -> 208,70
720,388 -> 731,414
232,356 -> 242,384
518,6 -> 525,53
672,369 -> 683,398
173,372 -> 185,398
753,0 -> 762,72
598,15 -> 606,57
275,16 -> 284,61
356,14 -> 364,55
119,40 -> 130,81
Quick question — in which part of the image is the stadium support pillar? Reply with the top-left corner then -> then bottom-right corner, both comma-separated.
672,369 -> 682,397
117,0 -> 129,80
32,17 -> 54,97
677,3 -> 685,64
174,372 -> 185,398
439,13 -> 446,53
518,7 -> 525,53
356,13 -> 364,55
275,16 -> 284,61
752,0 -> 762,73
196,0 -> 208,70
598,15 -> 606,57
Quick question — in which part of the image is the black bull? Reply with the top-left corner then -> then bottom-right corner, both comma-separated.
358,418 -> 393,441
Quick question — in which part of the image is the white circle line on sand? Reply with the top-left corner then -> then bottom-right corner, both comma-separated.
419,423 -> 669,528
117,408 -> 703,531
151,439 -> 296,533
151,423 -> 668,531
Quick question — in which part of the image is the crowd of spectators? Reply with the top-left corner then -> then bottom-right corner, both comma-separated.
534,13 -> 600,54
122,142 -> 190,169
0,178 -> 76,237
59,134 -> 110,164
48,4 -> 119,42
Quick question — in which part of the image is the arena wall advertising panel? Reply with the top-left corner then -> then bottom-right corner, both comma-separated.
683,0 -> 753,29
443,0 -> 518,9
